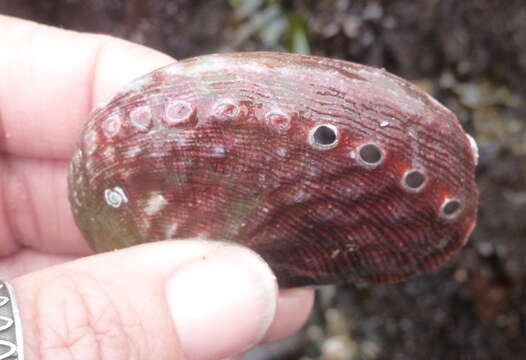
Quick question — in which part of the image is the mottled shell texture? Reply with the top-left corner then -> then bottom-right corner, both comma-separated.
69,52 -> 478,288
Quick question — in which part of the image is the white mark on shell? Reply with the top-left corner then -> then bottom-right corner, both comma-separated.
161,62 -> 185,76
170,133 -> 194,147
380,120 -> 390,127
466,134 -> 479,166
102,146 -> 115,162
130,106 -> 153,132
71,149 -> 82,171
125,74 -> 153,94
85,157 -> 96,175
293,189 -> 311,203
213,100 -> 239,121
84,130 -> 97,155
211,146 -> 226,158
331,249 -> 341,258
144,193 -> 167,216
165,223 -> 179,239
266,110 -> 291,134
346,243 -> 358,252
164,100 -> 195,126
75,174 -> 83,185
124,146 -> 143,158
161,56 -> 267,78
308,165 -> 322,178
276,148 -> 287,158
102,115 -> 121,137
104,187 -> 128,208
72,194 -> 81,209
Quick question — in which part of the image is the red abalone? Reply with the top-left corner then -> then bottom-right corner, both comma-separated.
68,52 -> 479,287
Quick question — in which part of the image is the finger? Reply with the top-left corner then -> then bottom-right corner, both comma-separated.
13,240 -> 313,360
0,248 -> 75,279
262,288 -> 314,344
0,15 -> 174,159
0,156 -> 88,255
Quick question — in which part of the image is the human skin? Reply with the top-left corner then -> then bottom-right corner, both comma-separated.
0,15 -> 314,360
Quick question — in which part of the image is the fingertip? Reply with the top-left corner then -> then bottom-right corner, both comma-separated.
11,241 -> 281,360
263,288 -> 315,344
89,33 -> 175,106
0,14 -> 175,159
165,244 -> 279,360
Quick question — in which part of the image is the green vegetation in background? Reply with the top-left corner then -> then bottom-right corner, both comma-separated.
228,0 -> 311,54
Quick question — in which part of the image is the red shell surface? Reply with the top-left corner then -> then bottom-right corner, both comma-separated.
68,52 -> 479,287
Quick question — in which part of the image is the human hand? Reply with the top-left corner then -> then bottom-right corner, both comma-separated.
0,15 -> 314,360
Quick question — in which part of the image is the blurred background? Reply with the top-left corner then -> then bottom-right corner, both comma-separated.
1,0 -> 525,359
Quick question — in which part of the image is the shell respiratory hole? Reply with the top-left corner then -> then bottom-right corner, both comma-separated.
68,52 -> 479,287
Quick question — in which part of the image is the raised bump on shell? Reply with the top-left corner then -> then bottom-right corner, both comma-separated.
130,106 -> 153,132
213,100 -> 239,121
164,100 -> 196,126
102,115 -> 121,137
104,186 -> 128,208
266,110 -> 291,133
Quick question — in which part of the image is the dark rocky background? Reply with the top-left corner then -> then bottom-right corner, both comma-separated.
1,0 -> 525,359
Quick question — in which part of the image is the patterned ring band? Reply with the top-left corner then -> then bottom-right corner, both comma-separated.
0,281 -> 23,360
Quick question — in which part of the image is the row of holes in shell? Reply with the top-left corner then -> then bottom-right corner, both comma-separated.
84,100 -> 233,155
309,124 -> 462,221
92,100 -> 462,220
107,99 -> 239,136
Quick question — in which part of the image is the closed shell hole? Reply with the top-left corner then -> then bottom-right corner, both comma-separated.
440,198 -> 462,219
214,101 -> 239,120
402,170 -> 426,191
309,124 -> 339,150
130,106 -> 153,131
266,111 -> 290,133
102,115 -> 121,137
358,143 -> 383,166
165,100 -> 195,125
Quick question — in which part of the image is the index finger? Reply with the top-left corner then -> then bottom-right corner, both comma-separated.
0,15 -> 175,160
0,16 -> 174,254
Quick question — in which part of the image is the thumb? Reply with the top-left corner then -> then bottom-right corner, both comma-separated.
12,240 -> 284,360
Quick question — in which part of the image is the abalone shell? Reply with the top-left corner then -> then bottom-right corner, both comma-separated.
68,52 -> 479,287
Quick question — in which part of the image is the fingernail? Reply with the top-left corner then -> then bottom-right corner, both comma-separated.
166,245 -> 278,360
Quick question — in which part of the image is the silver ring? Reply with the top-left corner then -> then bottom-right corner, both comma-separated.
0,281 -> 23,360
